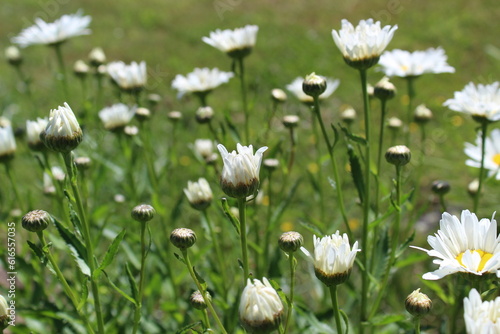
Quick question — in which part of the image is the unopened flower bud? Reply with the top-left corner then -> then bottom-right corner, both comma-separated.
467,179 -> 479,197
271,89 -> 287,103
405,289 -> 432,317
303,73 -> 327,98
279,231 -> 303,253
387,117 -> 402,130
341,107 -> 357,124
97,64 -> 107,76
367,84 -> 375,99
0,126 -> 17,163
22,210 -> 53,232
73,60 -> 89,78
5,46 -> 22,66
374,76 -> 396,100
282,115 -> 299,129
74,156 -> 91,171
131,204 -> 155,223
114,194 -> 126,203
147,93 -> 161,106
168,111 -> 182,122
431,180 -> 450,196
385,145 -> 411,166
190,290 -> 211,310
41,103 -> 83,153
414,104 -> 433,124
124,126 -> 139,136
195,106 -> 214,124
135,107 -> 151,122
89,47 -> 106,67
263,158 -> 279,172
170,228 -> 197,249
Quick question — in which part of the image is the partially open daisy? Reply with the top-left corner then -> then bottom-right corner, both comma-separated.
202,25 -> 258,59
412,210 -> 500,280
465,128 -> 500,180
464,288 -> 500,333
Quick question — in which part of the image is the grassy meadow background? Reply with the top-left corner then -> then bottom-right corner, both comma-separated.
1,0 -> 500,333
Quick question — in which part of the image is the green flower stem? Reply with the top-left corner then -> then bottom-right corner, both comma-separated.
201,209 -> 227,297
237,57 -> 250,144
264,101 -> 279,141
359,68 -> 371,333
262,170 -> 274,276
473,122 -> 488,213
438,194 -> 447,213
36,231 -> 95,334
238,197 -> 250,283
405,76 -> 416,146
287,126 -> 296,174
374,98 -> 387,218
207,121 -> 221,143
62,152 -> 105,334
52,43 -> 70,98
283,253 -> 297,334
139,122 -> 159,194
181,249 -> 227,334
93,73 -> 104,123
132,222 -> 148,334
13,64 -> 33,98
4,161 -> 23,212
369,164 -> 402,319
201,309 -> 210,330
329,285 -> 343,334
117,132 -> 138,202
312,96 -> 351,238
414,316 -> 421,334
311,110 -> 325,223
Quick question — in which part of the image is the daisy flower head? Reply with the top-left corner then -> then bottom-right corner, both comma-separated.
0,125 -> 17,163
217,143 -> 268,199
464,288 -> 500,334
184,178 -> 213,211
41,102 -> 82,153
26,118 -> 49,151
202,25 -> 258,59
332,18 -> 397,70
378,47 -> 455,78
412,210 -> 500,280
301,231 -> 360,286
98,103 -> 136,132
171,67 -> 234,99
286,76 -> 340,104
239,277 -> 284,334
12,10 -> 91,48
465,128 -> 500,180
443,82 -> 500,123
107,61 -> 147,93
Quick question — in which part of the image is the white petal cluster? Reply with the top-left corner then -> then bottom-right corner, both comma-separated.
286,76 -> 340,103
443,82 -> 500,121
202,25 -> 258,56
98,104 -> 136,131
12,10 -> 91,47
217,143 -> 268,198
239,277 -> 283,333
465,129 -> 500,180
184,178 -> 213,210
26,118 -> 48,148
412,210 -> 500,280
332,19 -> 397,63
194,139 -> 216,159
107,61 -> 147,91
379,47 -> 455,77
0,125 -> 16,158
44,103 -> 81,138
301,231 -> 360,285
172,68 -> 234,98
464,289 -> 500,334
0,295 -> 7,317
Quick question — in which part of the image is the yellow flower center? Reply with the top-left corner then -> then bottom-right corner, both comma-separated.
400,65 -> 409,72
492,153 -> 500,166
456,249 -> 493,271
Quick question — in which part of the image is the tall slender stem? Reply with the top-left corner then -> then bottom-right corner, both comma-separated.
62,152 -> 105,334
238,197 -> 250,283
405,77 -> 415,146
473,122 -> 488,213
283,253 -> 296,334
201,210 -> 227,297
414,316 -> 421,334
139,122 -> 159,194
181,250 -> 227,334
238,57 -> 250,144
329,285 -> 343,334
133,222 -> 148,334
374,99 -> 387,217
359,68 -> 371,333
52,43 -> 70,98
4,162 -> 23,211
262,170 -> 274,276
311,110 -> 325,223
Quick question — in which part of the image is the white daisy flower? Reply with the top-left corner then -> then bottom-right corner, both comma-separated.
171,67 -> 234,99
301,231 -> 360,286
98,103 -> 136,131
202,25 -> 258,59
107,61 -> 147,92
286,76 -> 340,104
332,18 -> 397,69
0,126 -> 17,161
465,129 -> 500,180
239,277 -> 284,333
378,47 -> 455,77
217,143 -> 268,199
41,102 -> 83,153
412,210 -> 500,280
464,288 -> 500,334
12,10 -> 91,47
193,139 -> 216,160
184,178 -> 213,211
443,82 -> 500,122
26,118 -> 49,151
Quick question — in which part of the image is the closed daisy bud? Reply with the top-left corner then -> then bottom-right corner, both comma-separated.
73,60 -> 89,78
282,115 -> 300,129
385,145 -> 411,166
405,289 -> 432,317
467,179 -> 480,197
239,277 -> 284,334
131,204 -> 155,223
301,231 -> 360,286
271,89 -> 287,103
0,295 -> 9,330
218,143 -> 268,198
414,104 -> 433,124
303,73 -> 327,98
74,156 -> 91,171
0,126 -> 17,163
167,111 -> 182,122
387,116 -> 402,129
41,103 -> 83,153
124,125 -> 139,136
431,180 -> 450,195
88,47 -> 106,67
184,178 -> 213,211
279,231 -> 303,253
374,76 -> 396,100
135,107 -> 151,122
195,106 -> 214,124
170,228 -> 197,249
22,210 -> 53,232
190,290 -> 211,310
147,93 -> 161,106
26,118 -> 48,151
341,106 -> 357,124
263,158 -> 279,172
5,46 -> 22,66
